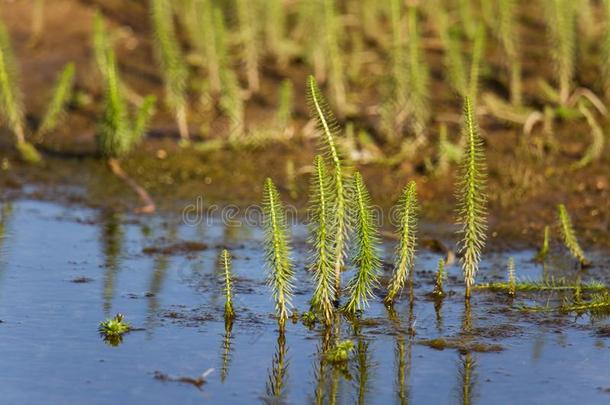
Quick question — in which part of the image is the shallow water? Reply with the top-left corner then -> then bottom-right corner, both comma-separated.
0,200 -> 608,404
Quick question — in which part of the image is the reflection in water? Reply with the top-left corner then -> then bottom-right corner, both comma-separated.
435,297 -> 444,333
264,332 -> 289,403
388,306 -> 413,405
145,253 -> 170,335
457,300 -> 477,405
220,317 -> 234,383
352,323 -> 374,405
99,211 -> 124,316
0,202 -> 14,300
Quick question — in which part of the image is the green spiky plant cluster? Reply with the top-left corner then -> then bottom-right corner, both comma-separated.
219,249 -> 234,319
557,204 -> 589,266
99,313 -> 130,344
307,76 -> 348,300
262,178 -> 295,328
0,16 -> 41,163
385,181 -> 418,306
455,97 -> 487,298
150,0 -> 189,141
344,172 -> 381,314
544,0 -> 575,105
307,155 -> 336,325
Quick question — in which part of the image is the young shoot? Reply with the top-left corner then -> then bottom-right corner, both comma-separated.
307,76 -> 348,300
36,62 -> 76,141
455,97 -> 487,299
344,172 -> 381,315
219,249 -> 234,319
557,204 -> 589,266
433,259 -> 446,297
385,181 -> 418,306
262,178 -> 295,329
507,257 -> 516,297
99,313 -> 130,345
308,155 -> 336,325
535,225 -> 550,262
0,16 -> 41,163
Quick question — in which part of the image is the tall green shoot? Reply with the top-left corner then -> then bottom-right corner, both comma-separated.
307,76 -> 348,300
385,181 -> 418,306
36,62 -> 75,141
219,249 -> 235,319
345,172 -> 381,314
262,178 -> 295,329
456,97 -> 487,298
557,204 -> 589,266
308,156 -> 336,325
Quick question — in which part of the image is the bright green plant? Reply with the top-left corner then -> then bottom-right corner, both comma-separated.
535,225 -> 550,262
150,0 -> 190,141
0,16 -> 41,163
99,313 -> 130,337
219,249 -> 234,319
544,0 -> 575,105
385,181 -> 418,306
497,0 -> 522,106
455,97 -> 487,298
262,178 -> 295,328
307,76 -> 348,299
236,0 -> 261,93
345,172 -> 381,314
557,204 -> 588,266
36,63 -> 75,141
308,155 -> 336,325
433,259 -> 446,297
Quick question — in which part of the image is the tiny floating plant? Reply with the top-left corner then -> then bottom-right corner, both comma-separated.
385,181 -> 418,306
262,178 -> 295,329
219,249 -> 234,320
557,204 -> 589,266
99,313 -> 130,346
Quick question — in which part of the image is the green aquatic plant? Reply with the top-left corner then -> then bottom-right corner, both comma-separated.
307,76 -> 348,299
236,0 -> 261,93
219,249 -> 234,319
544,0 -> 575,105
535,225 -> 550,262
557,204 -> 588,266
322,0 -> 347,113
36,62 -> 75,141
99,313 -> 130,344
433,259 -> 446,297
385,181 -> 418,306
507,257 -> 516,297
308,155 -> 336,325
455,97 -> 487,299
0,16 -> 41,163
150,0 -> 189,141
325,339 -> 354,363
262,178 -> 295,328
405,5 -> 430,138
468,24 -> 486,107
476,277 -> 604,293
436,123 -> 463,175
345,172 -> 381,314
497,0 -> 522,106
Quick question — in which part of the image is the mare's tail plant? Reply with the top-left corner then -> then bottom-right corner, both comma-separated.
405,5 -> 430,138
433,259 -> 446,297
535,225 -> 550,262
308,156 -> 336,325
0,16 -> 41,163
385,181 -> 418,306
557,204 -> 589,266
262,178 -> 295,329
36,62 -> 76,141
497,0 -> 522,106
236,0 -> 261,94
95,17 -> 157,213
307,76 -> 348,300
219,249 -> 234,319
275,79 -> 294,131
455,97 -> 487,298
507,257 -> 516,297
344,172 -> 381,315
322,0 -> 347,114
150,0 -> 190,141
544,0 -> 575,105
